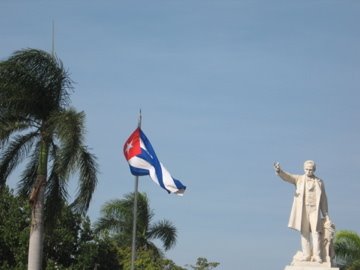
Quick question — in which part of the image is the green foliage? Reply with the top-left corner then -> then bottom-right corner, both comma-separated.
334,230 -> 360,270
118,247 -> 185,270
0,186 -> 187,269
74,236 -> 121,270
187,257 -> 220,270
0,187 -> 29,269
162,259 -> 187,270
43,205 -> 121,269
44,205 -> 82,267
119,247 -> 159,270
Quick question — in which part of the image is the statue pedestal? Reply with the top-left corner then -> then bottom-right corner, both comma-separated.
283,250 -> 339,270
284,261 -> 339,270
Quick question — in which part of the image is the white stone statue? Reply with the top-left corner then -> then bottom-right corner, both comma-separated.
274,161 -> 336,267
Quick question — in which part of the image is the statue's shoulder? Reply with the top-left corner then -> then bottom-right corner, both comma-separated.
293,174 -> 305,184
315,176 -> 324,185
297,174 -> 305,180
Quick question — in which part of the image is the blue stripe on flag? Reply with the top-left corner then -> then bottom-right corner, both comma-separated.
129,166 -> 148,176
139,130 -> 168,191
174,178 -> 186,190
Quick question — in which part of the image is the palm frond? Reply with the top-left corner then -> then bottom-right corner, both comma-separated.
50,109 -> 85,178
94,198 -> 133,239
117,193 -> 153,234
0,132 -> 38,186
137,195 -> 153,235
44,169 -> 68,231
95,195 -> 148,237
71,145 -> 98,213
0,114 -> 36,147
0,60 -> 50,119
45,109 -> 97,214
0,49 -> 73,119
6,49 -> 73,106
17,142 -> 40,197
46,142 -> 69,200
100,198 -> 132,219
148,220 -> 177,251
95,215 -> 127,235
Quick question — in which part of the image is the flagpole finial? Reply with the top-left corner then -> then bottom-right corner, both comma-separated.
138,109 -> 142,128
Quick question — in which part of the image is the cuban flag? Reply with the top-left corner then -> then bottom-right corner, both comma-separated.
123,127 -> 186,195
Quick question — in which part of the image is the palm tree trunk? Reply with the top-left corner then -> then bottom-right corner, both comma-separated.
28,140 -> 48,270
28,175 -> 46,270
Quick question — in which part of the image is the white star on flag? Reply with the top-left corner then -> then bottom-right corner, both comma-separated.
125,140 -> 133,154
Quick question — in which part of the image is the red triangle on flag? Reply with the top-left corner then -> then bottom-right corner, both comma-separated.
123,128 -> 141,160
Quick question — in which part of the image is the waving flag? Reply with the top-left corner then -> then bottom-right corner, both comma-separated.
123,128 -> 186,195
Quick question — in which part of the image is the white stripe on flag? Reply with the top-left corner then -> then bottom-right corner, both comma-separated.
128,156 -> 184,195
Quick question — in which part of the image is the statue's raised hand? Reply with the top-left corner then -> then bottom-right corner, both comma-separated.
274,162 -> 281,173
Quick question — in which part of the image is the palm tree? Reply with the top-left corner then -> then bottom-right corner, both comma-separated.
0,49 -> 98,270
334,230 -> 360,270
95,192 -> 177,257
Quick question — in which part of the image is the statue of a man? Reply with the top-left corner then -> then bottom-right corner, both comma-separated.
274,160 -> 332,263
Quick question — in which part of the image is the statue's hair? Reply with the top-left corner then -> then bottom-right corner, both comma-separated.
304,160 -> 316,171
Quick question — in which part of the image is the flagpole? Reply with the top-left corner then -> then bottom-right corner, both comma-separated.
131,110 -> 142,270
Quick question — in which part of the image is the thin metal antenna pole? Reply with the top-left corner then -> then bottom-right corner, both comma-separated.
51,20 -> 55,56
130,110 -> 142,270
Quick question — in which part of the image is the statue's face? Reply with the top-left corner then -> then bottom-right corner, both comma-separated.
304,164 -> 315,177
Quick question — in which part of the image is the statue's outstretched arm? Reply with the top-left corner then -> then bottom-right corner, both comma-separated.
274,162 -> 297,185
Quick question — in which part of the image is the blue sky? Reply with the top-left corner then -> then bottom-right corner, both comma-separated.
1,1 -> 360,269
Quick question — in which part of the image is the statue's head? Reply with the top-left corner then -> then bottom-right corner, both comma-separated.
304,160 -> 316,177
